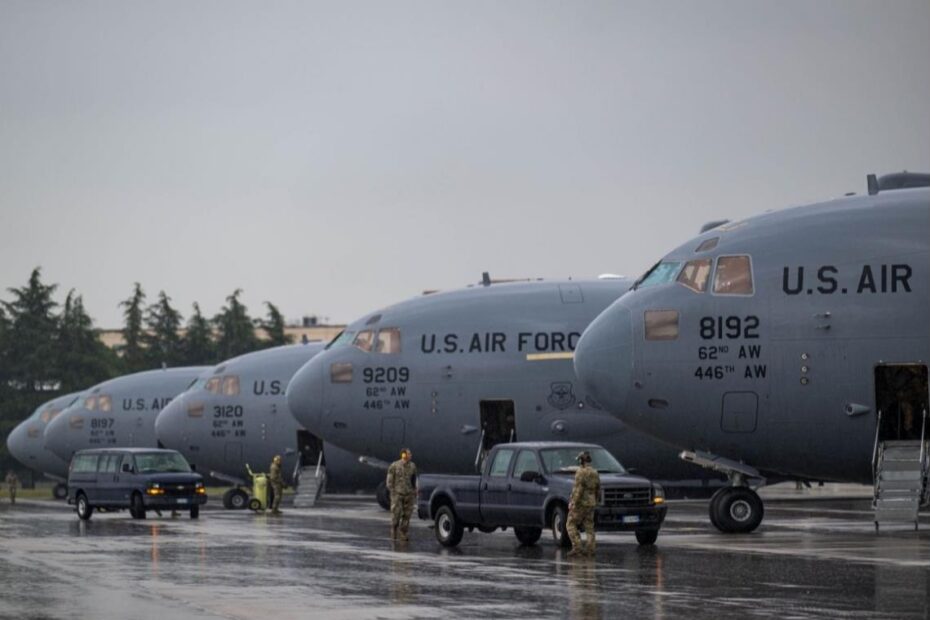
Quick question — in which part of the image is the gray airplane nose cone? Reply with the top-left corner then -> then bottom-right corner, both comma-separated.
43,412 -> 75,461
574,305 -> 634,415
6,423 -> 31,467
286,357 -> 325,434
154,397 -> 185,449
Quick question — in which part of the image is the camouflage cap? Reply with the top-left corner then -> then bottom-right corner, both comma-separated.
576,451 -> 592,464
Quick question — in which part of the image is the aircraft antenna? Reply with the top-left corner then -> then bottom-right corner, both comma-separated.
481,272 -> 491,287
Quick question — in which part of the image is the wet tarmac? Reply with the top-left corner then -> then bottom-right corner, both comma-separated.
1,489 -> 929,619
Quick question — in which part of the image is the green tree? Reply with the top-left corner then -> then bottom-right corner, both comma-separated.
214,289 -> 259,359
57,290 -> 120,392
119,283 -> 147,372
144,291 -> 183,367
182,302 -> 216,365
1,268 -> 58,392
260,302 -> 292,347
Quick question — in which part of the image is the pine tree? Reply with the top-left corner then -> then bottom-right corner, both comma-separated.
119,283 -> 148,372
214,289 -> 259,359
144,291 -> 183,367
260,302 -> 292,347
1,268 -> 59,392
57,290 -> 120,392
182,303 -> 216,365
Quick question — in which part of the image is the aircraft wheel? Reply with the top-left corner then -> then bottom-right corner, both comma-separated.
708,487 -> 727,531
514,526 -> 542,546
131,493 -> 147,520
434,505 -> 464,547
712,487 -> 763,534
635,529 -> 659,546
223,488 -> 249,510
53,483 -> 68,500
190,505 -> 200,520
76,493 -> 93,521
376,482 -> 391,511
550,504 -> 572,548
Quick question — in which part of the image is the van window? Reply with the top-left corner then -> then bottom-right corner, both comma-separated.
72,454 -> 98,473
99,454 -> 119,473
677,259 -> 712,293
714,255 -> 754,295
489,449 -> 515,477
513,450 -> 541,478
375,328 -> 401,354
133,452 -> 191,474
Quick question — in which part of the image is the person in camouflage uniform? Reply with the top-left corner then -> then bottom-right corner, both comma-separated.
386,448 -> 417,540
567,451 -> 600,557
5,471 -> 18,505
269,455 -> 284,515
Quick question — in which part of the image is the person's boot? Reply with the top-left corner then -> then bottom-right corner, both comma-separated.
567,547 -> 584,557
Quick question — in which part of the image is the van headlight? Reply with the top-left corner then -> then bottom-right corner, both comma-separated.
652,483 -> 665,505
146,483 -> 165,496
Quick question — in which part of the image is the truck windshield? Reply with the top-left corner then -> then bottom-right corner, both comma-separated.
539,448 -> 626,475
134,452 -> 192,474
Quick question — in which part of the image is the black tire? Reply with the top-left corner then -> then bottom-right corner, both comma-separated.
708,487 -> 727,531
476,525 -> 498,534
376,482 -> 391,511
190,505 -> 200,519
550,503 -> 571,548
514,526 -> 543,546
248,498 -> 262,511
53,483 -> 68,500
712,487 -> 764,534
131,493 -> 146,520
635,529 -> 659,546
226,489 -> 249,510
434,505 -> 465,548
76,493 -> 93,521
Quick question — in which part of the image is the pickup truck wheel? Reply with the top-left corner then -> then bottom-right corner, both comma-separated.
131,493 -> 146,520
76,493 -> 93,521
635,529 -> 659,546
376,482 -> 391,511
434,505 -> 464,547
514,526 -> 542,546
550,504 -> 571,548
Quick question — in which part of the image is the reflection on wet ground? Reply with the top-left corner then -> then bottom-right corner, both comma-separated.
1,494 -> 928,619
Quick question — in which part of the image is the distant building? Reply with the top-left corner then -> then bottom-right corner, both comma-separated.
96,324 -> 345,350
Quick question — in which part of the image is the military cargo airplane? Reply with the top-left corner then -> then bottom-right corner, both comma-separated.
6,391 -> 84,498
286,277 -> 725,506
44,367 -> 208,462
574,172 -> 930,533
155,343 -> 382,509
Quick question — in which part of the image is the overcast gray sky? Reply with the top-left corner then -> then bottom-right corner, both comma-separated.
1,0 -> 928,328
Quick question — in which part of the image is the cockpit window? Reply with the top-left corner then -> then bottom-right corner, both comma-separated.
325,330 -> 355,351
353,330 -> 375,352
677,259 -> 712,293
375,328 -> 401,354
222,376 -> 240,396
84,395 -> 97,411
695,237 -> 719,252
645,310 -> 680,341
98,395 -> 112,412
205,377 -> 221,394
636,261 -> 681,289
40,408 -> 60,424
713,255 -> 754,295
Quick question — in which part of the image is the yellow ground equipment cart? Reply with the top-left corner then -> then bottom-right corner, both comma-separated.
245,465 -> 270,512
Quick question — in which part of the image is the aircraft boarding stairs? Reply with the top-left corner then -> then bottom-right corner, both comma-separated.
872,410 -> 929,530
292,453 -> 326,508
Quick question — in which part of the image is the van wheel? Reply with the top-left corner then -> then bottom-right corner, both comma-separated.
76,493 -> 93,521
434,505 -> 464,547
635,529 -> 659,546
131,493 -> 146,520
514,526 -> 542,546
223,488 -> 249,510
376,482 -> 391,511
550,504 -> 571,548
53,483 -> 68,500
190,505 -> 200,519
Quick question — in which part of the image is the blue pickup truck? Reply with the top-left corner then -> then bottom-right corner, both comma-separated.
416,442 -> 667,548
